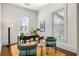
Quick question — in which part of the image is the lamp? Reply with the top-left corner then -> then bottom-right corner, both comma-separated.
7,24 -> 13,47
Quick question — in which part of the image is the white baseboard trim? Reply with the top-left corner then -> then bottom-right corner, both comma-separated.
0,45 -> 2,54
57,43 -> 77,53
2,41 -> 17,45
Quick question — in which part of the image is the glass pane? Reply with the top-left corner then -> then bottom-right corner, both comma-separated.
53,9 -> 64,40
19,16 -> 28,33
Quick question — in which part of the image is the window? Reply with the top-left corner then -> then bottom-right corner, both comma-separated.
19,16 -> 28,33
53,8 -> 64,40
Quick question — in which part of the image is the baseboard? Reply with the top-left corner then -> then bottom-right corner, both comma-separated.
57,43 -> 77,53
2,40 -> 17,45
0,45 -> 2,55
2,43 -> 17,47
57,47 -> 77,56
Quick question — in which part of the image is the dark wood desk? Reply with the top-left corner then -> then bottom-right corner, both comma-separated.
22,35 -> 39,41
17,35 -> 44,44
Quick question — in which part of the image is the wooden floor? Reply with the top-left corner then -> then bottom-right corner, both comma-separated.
0,44 -> 77,56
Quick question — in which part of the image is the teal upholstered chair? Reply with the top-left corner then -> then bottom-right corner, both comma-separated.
45,37 -> 57,53
18,44 -> 37,56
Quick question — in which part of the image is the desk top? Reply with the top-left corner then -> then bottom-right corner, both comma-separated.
22,35 -> 39,40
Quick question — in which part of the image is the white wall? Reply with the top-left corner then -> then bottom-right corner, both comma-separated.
1,3 -> 37,45
0,3 -> 2,54
38,3 -> 77,53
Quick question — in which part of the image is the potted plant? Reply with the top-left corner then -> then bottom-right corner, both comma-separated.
18,32 -> 25,39
30,27 -> 38,35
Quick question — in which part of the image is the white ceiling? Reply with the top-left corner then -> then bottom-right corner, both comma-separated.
10,3 -> 48,11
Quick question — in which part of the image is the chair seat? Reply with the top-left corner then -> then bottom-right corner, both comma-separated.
45,42 -> 56,47
45,42 -> 56,45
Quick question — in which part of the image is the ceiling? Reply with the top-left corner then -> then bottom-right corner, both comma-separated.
10,3 -> 49,11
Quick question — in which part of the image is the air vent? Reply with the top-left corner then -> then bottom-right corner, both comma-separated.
24,3 -> 30,6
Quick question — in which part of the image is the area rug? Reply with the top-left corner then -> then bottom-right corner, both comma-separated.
11,45 -> 66,56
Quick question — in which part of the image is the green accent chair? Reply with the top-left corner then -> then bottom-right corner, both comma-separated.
45,37 -> 57,53
18,44 -> 37,56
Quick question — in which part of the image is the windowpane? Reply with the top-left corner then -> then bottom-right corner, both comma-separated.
19,16 -> 28,33
53,9 -> 64,40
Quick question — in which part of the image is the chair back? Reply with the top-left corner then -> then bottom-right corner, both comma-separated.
19,44 -> 37,56
45,37 -> 56,47
46,37 -> 56,42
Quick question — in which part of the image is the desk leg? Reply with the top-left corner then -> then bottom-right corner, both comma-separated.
34,38 -> 35,41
